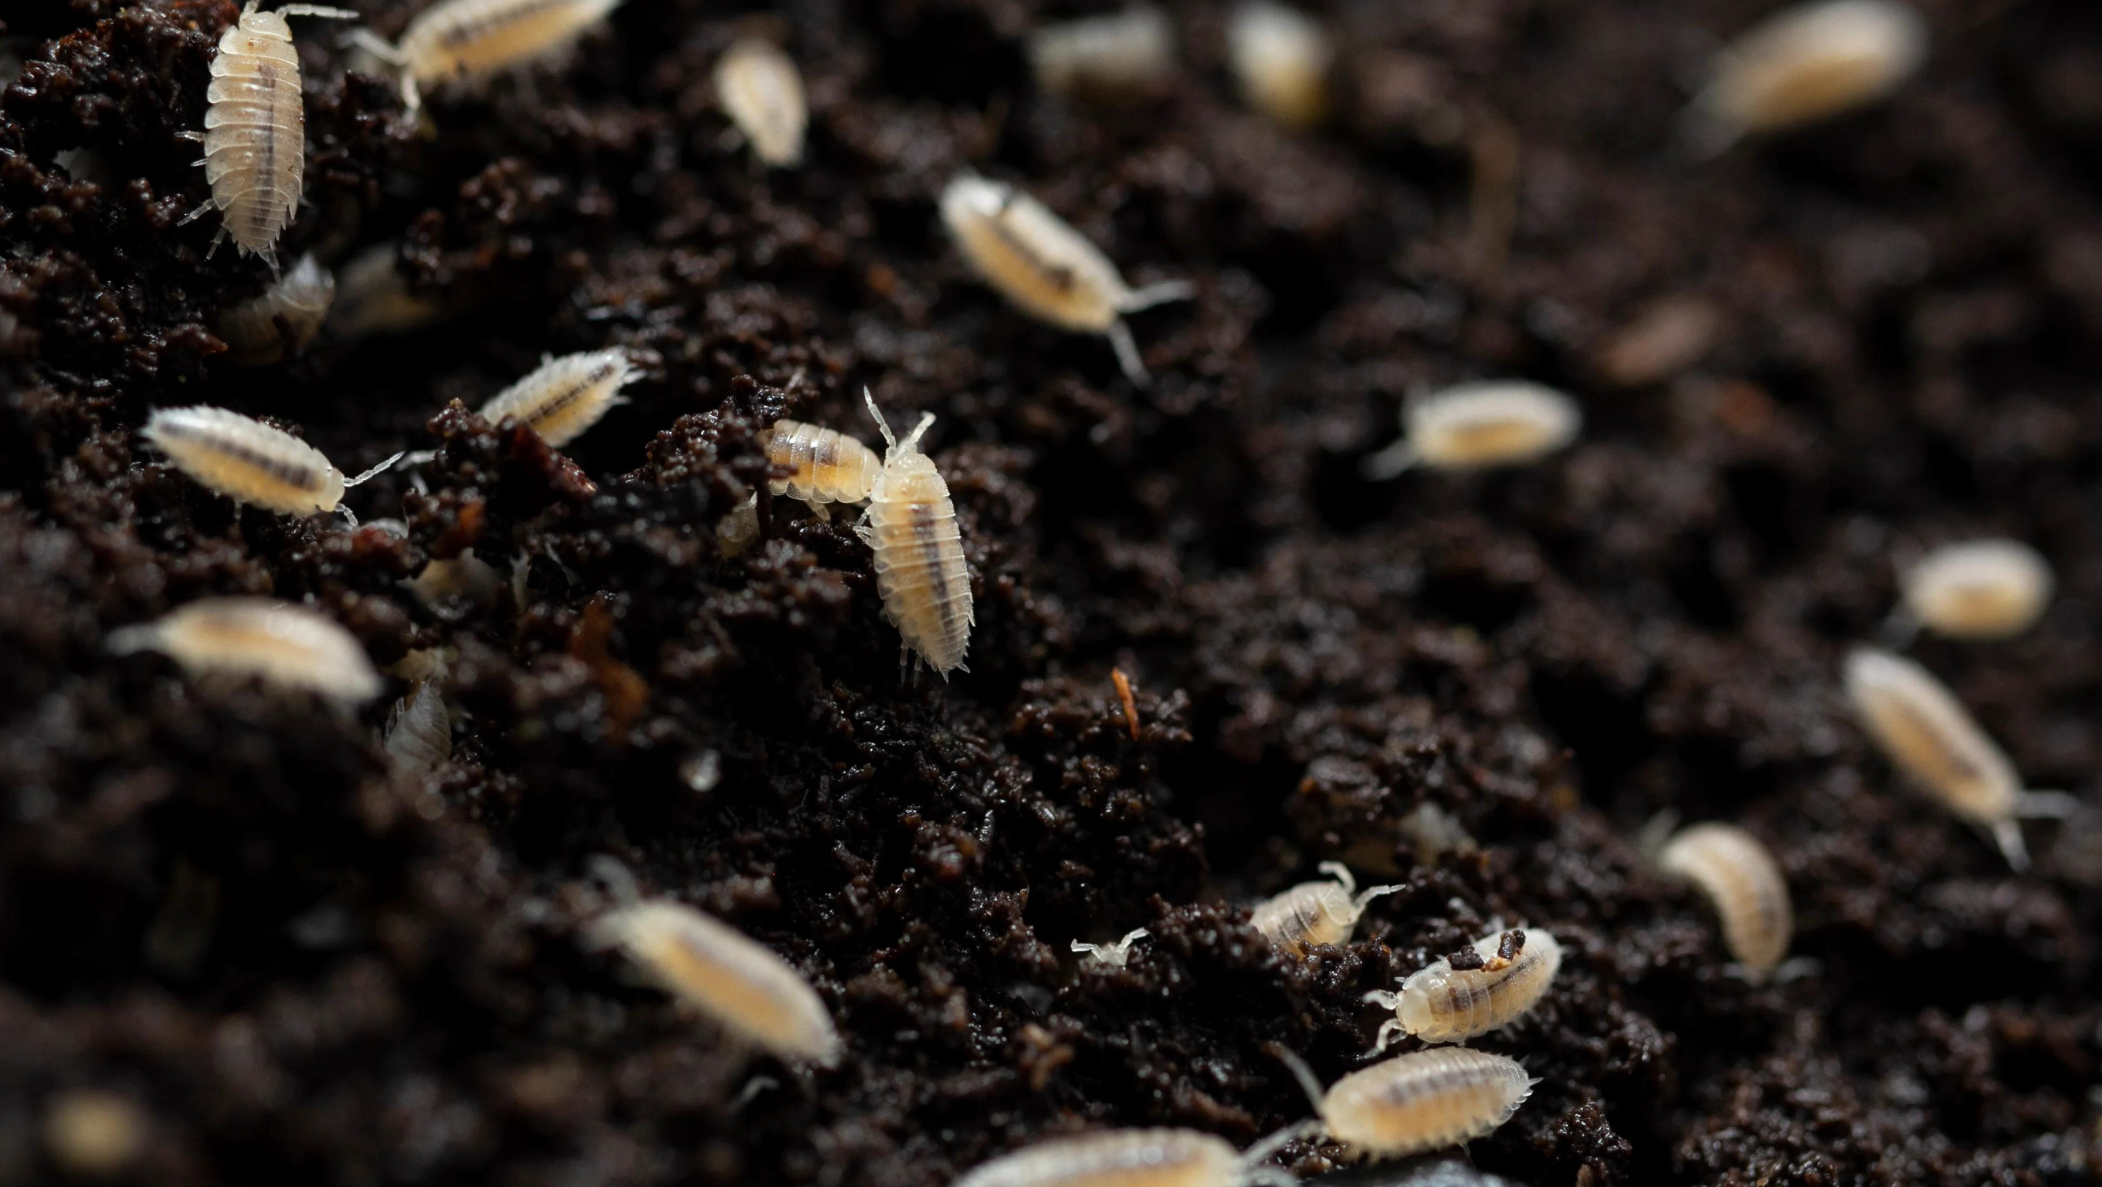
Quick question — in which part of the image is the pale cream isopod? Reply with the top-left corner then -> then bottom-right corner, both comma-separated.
717,494 -> 761,556
1275,1046 -> 1535,1159
1657,823 -> 1792,980
1686,0 -> 1928,153
216,253 -> 335,365
1364,925 -> 1561,1051
329,243 -> 447,339
1362,382 -> 1582,479
1899,539 -> 2053,641
1028,7 -> 1175,106
952,1128 -> 1299,1187
1248,862 -> 1402,955
764,419 -> 881,512
588,899 -> 842,1065
180,3 -> 356,269
1843,646 -> 2077,869
1227,1 -> 1332,130
940,174 -> 1194,386
383,678 -> 453,772
478,347 -> 636,448
356,0 -> 624,111
142,406 -> 400,518
715,39 -> 807,167
855,390 -> 974,679
109,598 -> 384,704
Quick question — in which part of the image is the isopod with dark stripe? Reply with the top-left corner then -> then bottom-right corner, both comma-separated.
142,406 -> 400,518
855,389 -> 973,679
940,174 -> 1194,386
1275,1047 -> 1535,1159
1657,823 -> 1792,980
109,598 -> 383,704
952,1128 -> 1299,1187
1249,862 -> 1402,955
1364,925 -> 1561,1049
1362,382 -> 1581,479
181,3 -> 357,270
478,348 -> 635,448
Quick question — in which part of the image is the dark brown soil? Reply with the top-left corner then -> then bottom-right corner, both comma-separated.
2,0 -> 2100,1184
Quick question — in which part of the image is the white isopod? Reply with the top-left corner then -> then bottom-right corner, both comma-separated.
1249,862 -> 1402,955
1227,1 -> 1332,130
358,0 -> 624,111
216,253 -> 335,365
1028,7 -> 1175,106
764,419 -> 882,511
1843,646 -> 2078,869
1364,925 -> 1561,1050
588,898 -> 842,1065
714,39 -> 807,168
1685,0 -> 1928,153
1657,823 -> 1792,980
1361,382 -> 1582,479
478,347 -> 635,448
142,406 -> 400,518
383,678 -> 453,772
940,174 -> 1194,387
1899,540 -> 2053,641
953,1128 -> 1298,1187
181,3 -> 356,270
856,389 -> 974,679
1275,1047 -> 1535,1159
109,597 -> 383,704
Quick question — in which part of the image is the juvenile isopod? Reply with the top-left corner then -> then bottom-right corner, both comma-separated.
142,406 -> 400,518
406,549 -> 504,614
1899,539 -> 2053,641
216,253 -> 335,365
1361,382 -> 1582,479
1249,862 -> 1402,955
1843,646 -> 2078,869
940,174 -> 1194,386
587,899 -> 842,1065
109,598 -> 384,704
764,419 -> 881,513
714,39 -> 807,168
329,243 -> 447,338
1363,925 -> 1561,1050
717,494 -> 761,556
1684,0 -> 1928,154
953,1128 -> 1298,1187
356,0 -> 624,111
1275,1047 -> 1535,1159
855,390 -> 974,679
1227,1 -> 1332,130
180,3 -> 357,270
1657,823 -> 1791,980
1028,7 -> 1175,106
478,347 -> 635,448
1070,927 -> 1148,968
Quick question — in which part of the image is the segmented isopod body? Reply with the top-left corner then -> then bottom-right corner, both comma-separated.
856,390 -> 973,679
1028,7 -> 1175,106
765,419 -> 881,507
385,0 -> 623,108
1249,862 -> 1401,955
383,678 -> 453,771
1362,382 -> 1582,478
954,1129 -> 1295,1187
1901,540 -> 2053,640
1366,926 -> 1562,1050
1689,0 -> 1927,150
217,253 -> 335,365
1227,1 -> 1332,129
182,3 -> 354,269
940,174 -> 1194,386
1658,823 -> 1791,980
109,598 -> 383,703
589,899 -> 841,1064
715,39 -> 807,167
143,406 -> 395,516
1310,1048 -> 1535,1158
1843,646 -> 2068,869
479,348 -> 635,448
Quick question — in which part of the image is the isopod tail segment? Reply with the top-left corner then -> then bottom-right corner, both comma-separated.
1107,278 -> 1197,389
1997,790 -> 2086,873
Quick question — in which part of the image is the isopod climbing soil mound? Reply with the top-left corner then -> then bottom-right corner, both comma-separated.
1,0 -> 2098,1184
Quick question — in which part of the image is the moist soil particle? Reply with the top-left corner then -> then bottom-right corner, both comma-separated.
1,1 -> 2099,1185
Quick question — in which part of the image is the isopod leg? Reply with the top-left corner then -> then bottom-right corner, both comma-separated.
1314,860 -> 1356,896
1360,989 -> 1399,1009
1368,1017 -> 1406,1056
1988,819 -> 2031,873
2015,790 -> 2084,818
1107,319 -> 1152,387
1358,438 -> 1418,480
1119,278 -> 1196,313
